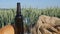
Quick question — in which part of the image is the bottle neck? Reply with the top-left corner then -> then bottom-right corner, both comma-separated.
16,2 -> 21,15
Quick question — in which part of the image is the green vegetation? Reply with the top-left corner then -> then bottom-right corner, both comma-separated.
0,7 -> 60,28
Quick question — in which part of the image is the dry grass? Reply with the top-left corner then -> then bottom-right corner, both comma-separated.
30,15 -> 60,34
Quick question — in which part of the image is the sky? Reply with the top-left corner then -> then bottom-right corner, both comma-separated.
0,0 -> 60,9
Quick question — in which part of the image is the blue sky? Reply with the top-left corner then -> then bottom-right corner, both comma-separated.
0,0 -> 60,9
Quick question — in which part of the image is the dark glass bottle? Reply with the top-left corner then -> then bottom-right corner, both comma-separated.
15,2 -> 24,34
